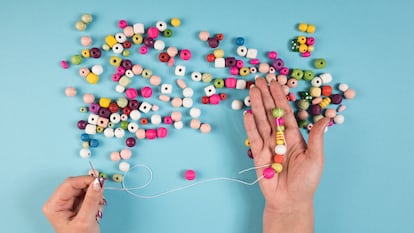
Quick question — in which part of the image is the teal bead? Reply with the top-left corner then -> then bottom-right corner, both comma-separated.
112,174 -> 123,183
303,70 -> 315,81
213,78 -> 225,89
163,29 -> 173,37
296,99 -> 310,110
272,108 -> 284,118
291,69 -> 304,80
71,55 -> 82,65
313,58 -> 327,69
120,121 -> 128,129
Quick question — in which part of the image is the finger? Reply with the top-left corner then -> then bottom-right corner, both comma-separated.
255,78 -> 277,126
243,111 -> 264,154
307,117 -> 331,162
250,86 -> 272,139
76,177 -> 104,222
268,80 -> 298,130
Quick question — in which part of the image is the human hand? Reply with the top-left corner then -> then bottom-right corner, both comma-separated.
244,78 -> 330,233
43,176 -> 106,233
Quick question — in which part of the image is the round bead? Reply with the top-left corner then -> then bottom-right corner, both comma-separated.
307,24 -> 316,33
118,19 -> 128,29
274,145 -> 287,155
135,129 -> 146,139
163,29 -> 173,37
297,110 -> 309,120
71,55 -> 82,65
81,13 -> 93,24
271,163 -> 283,173
190,108 -> 201,118
119,149 -> 131,160
272,108 -> 284,118
110,151 -> 121,161
334,114 -> 345,124
231,100 -> 243,110
310,104 -> 322,115
80,148 -> 91,158
190,119 -> 201,129
171,97 -> 183,108
156,21 -> 167,31
65,87 -> 77,97
80,36 -> 92,46
311,77 -> 323,87
247,148 -> 253,159
200,123 -> 211,133
174,121 -> 184,129
151,114 -> 162,125
287,78 -> 298,88
171,111 -> 182,121
235,37 -> 245,45
325,108 -> 337,118
344,89 -> 356,99
338,83 -> 349,92
119,161 -> 130,172
157,127 -> 168,138
112,174 -> 123,183
180,49 -> 192,60
150,75 -> 161,86
114,128 -> 125,138
147,27 -> 159,38
125,88 -> 138,99
75,21 -> 87,31
140,86 -> 153,98
184,170 -> 196,180
163,116 -> 173,124
331,94 -> 343,104
145,129 -> 157,140
209,94 -> 221,105
208,37 -> 219,48
273,155 -> 284,164
313,58 -> 327,69
263,167 -> 275,179
298,23 -> 308,32
170,17 -> 181,27
199,31 -> 210,41
125,137 -> 136,147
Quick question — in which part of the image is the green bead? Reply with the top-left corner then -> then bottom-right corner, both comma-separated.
291,69 -> 304,80
120,121 -> 128,129
142,69 -> 153,78
163,29 -> 173,37
71,55 -> 82,65
99,172 -> 107,179
291,40 -> 299,51
303,70 -> 315,81
112,174 -> 123,183
80,106 -> 88,113
298,120 -> 309,128
213,78 -> 225,88
299,91 -> 310,98
313,58 -> 327,69
296,99 -> 310,110
122,50 -> 130,57
117,97 -> 128,108
272,108 -> 284,118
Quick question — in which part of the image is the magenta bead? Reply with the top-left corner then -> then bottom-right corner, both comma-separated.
125,137 -> 136,147
328,119 -> 335,127
184,170 -> 196,180
225,77 -> 237,88
272,58 -> 284,70
145,129 -> 157,140
246,109 -> 253,114
60,60 -> 69,69
306,37 -> 315,45
163,116 -> 173,124
302,51 -> 311,57
180,49 -> 192,60
112,74 -> 121,82
139,46 -> 148,54
236,60 -> 244,68
263,167 -> 275,179
268,51 -> 278,60
288,92 -> 296,101
116,67 -> 126,75
230,67 -> 239,75
276,117 -> 284,126
279,67 -> 289,75
250,58 -> 260,65
147,27 -> 159,38
118,20 -> 128,29
156,127 -> 168,138
141,86 -> 153,98
209,94 -> 221,105
125,88 -> 138,99
77,120 -> 87,130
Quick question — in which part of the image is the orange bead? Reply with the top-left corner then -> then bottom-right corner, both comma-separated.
140,118 -> 149,125
273,155 -> 284,163
216,33 -> 224,40
321,85 -> 333,96
206,53 -> 215,63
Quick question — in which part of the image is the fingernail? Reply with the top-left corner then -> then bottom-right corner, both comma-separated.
97,210 -> 103,218
99,177 -> 105,188
249,84 -> 255,89
92,178 -> 102,191
243,109 -> 252,115
103,198 -> 108,206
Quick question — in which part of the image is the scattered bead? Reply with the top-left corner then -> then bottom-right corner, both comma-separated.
184,170 -> 196,180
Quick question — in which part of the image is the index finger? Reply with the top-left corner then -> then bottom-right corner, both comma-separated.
50,176 -> 95,202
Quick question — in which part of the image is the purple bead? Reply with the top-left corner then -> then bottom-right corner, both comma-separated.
77,120 -> 87,130
143,37 -> 154,48
247,148 -> 253,159
98,108 -> 111,118
225,57 -> 236,67
126,137 -> 136,147
207,37 -> 219,48
89,103 -> 100,114
128,99 -> 139,110
272,58 -> 284,71
309,104 -> 322,115
331,94 -> 343,104
121,59 -> 133,70
90,48 -> 102,59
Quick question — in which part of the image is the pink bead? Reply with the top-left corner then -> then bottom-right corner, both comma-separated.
65,87 -> 77,97
150,75 -> 161,86
199,31 -> 210,41
147,27 -> 159,38
306,37 -> 315,45
167,46 -> 178,57
184,170 -> 196,180
312,97 -> 322,105
83,93 -> 95,104
268,51 -> 278,60
209,94 -> 221,105
132,64 -> 143,75
112,74 -> 121,82
80,36 -> 92,46
301,51 -> 311,57
287,92 -> 296,101
118,19 -> 128,29
180,49 -> 192,60
344,89 -> 356,99
120,149 -> 132,160
297,110 -> 309,120
141,86 -> 153,98
110,151 -> 121,161
135,129 -> 146,139
276,117 -> 284,126
116,66 -> 126,75
263,167 -> 275,179
125,88 -> 138,99
171,97 -> 182,108
60,60 -> 69,69
171,111 -> 182,121
225,77 -> 237,88
250,58 -> 260,65
230,67 -> 239,75
145,129 -> 157,140
337,105 -> 347,112
325,108 -> 337,118
156,127 -> 168,138
163,116 -> 173,124
167,57 -> 175,66
200,123 -> 211,134
152,105 -> 159,111
176,79 -> 187,89
190,119 -> 201,129
279,67 -> 289,75
139,46 -> 148,54
123,26 -> 134,37
276,75 -> 287,85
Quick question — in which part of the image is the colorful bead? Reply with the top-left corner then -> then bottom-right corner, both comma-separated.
184,170 -> 196,180
263,167 -> 275,179
271,163 -> 283,173
313,58 -> 327,69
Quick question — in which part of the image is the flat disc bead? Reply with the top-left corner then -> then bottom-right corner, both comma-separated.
272,108 -> 284,118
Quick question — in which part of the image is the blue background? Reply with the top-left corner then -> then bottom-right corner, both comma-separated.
1,0 -> 413,232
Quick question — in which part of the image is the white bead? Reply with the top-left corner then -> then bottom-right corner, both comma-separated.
88,114 -> 99,125
104,128 -> 115,138
102,44 -> 110,51
320,73 -> 332,84
275,145 -> 287,155
125,70 -> 134,78
118,76 -> 131,87
204,85 -> 216,97
231,100 -> 243,110
151,114 -> 162,125
246,48 -> 258,59
237,46 -> 248,57
155,21 -> 167,31
334,114 -> 345,124
175,65 -> 186,76
129,110 -> 141,121
161,84 -> 173,94
189,107 -> 201,118
311,76 -> 322,87
214,58 -> 225,68
338,83 -> 349,92
154,40 -> 165,51
174,121 -> 183,129
182,87 -> 194,97
91,64 -> 103,75
250,67 -> 257,74
120,114 -> 128,121
133,23 -> 145,34
182,97 -> 193,108
139,102 -> 152,113
115,84 -> 125,93
244,96 -> 251,106
119,161 -> 130,172
115,32 -> 127,43
85,124 -> 96,134
112,43 -> 124,54
236,79 -> 246,89
80,148 -> 91,158
110,113 -> 121,123
191,72 -> 202,82
114,128 -> 125,138
128,122 -> 139,133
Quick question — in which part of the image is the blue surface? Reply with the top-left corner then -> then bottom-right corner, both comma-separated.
1,0 -> 413,232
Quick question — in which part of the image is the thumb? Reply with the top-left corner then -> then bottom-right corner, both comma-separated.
307,117 -> 331,161
76,177 -> 104,222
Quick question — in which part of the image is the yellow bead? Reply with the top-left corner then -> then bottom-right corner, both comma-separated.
213,48 -> 225,58
170,18 -> 181,27
239,67 -> 250,76
75,21 -> 87,31
82,141 -> 89,148
105,35 -> 117,48
298,23 -> 308,32
297,36 -> 307,45
298,44 -> 308,53
96,126 -> 104,133
132,34 -> 143,44
245,139 -> 250,147
109,56 -> 122,67
272,163 -> 283,173
310,87 -> 321,97
319,97 -> 331,108
276,131 -> 285,145
306,24 -> 316,33
81,13 -> 93,24
86,73 -> 99,84
122,50 -> 130,57
99,98 -> 111,108
81,49 -> 90,58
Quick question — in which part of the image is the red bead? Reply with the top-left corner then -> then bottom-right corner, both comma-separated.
206,53 -> 215,63
126,137 -> 136,147
246,81 -> 255,89
140,118 -> 149,125
159,52 -> 170,62
219,93 -> 227,100
122,107 -> 132,115
201,96 -> 209,104
109,102 -> 119,113
215,33 -> 224,41
321,85 -> 333,96
123,41 -> 132,49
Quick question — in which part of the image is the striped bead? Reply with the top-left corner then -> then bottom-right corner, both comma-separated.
319,97 -> 331,108
276,131 -> 285,145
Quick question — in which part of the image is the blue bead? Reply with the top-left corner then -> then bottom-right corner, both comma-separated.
89,139 -> 99,148
81,133 -> 90,142
235,37 -> 245,45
